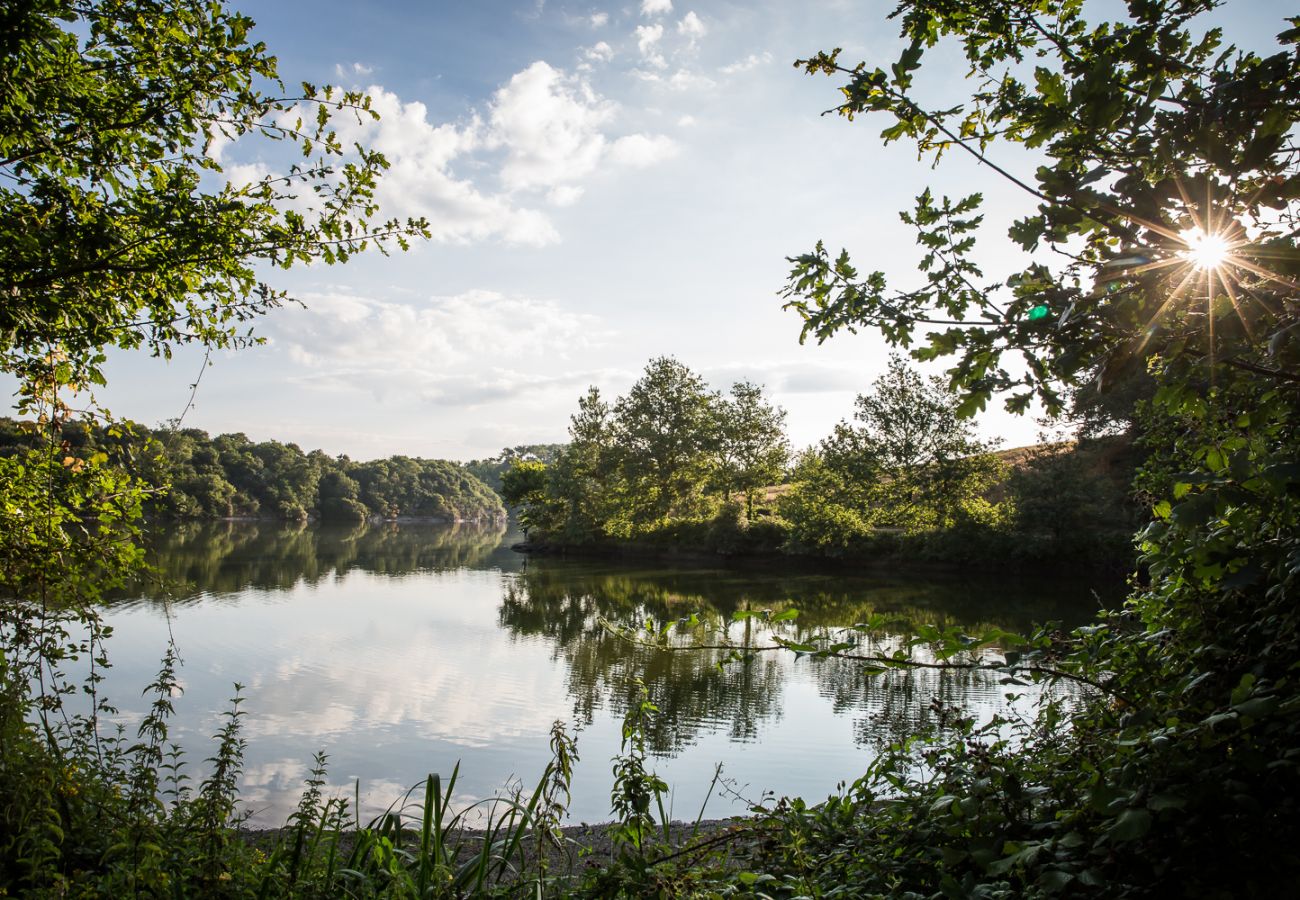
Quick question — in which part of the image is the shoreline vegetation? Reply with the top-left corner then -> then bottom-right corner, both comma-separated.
239,816 -> 757,878
499,356 -> 1142,576
507,534 -> 1130,577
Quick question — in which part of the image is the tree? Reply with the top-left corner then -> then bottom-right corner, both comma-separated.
824,355 -> 1002,529
610,357 -> 719,524
463,444 -> 567,494
713,381 -> 790,516
0,4 -> 427,891
550,386 -> 620,539
500,459 -> 554,538
1,1 -> 427,396
776,447 -> 876,557
784,7 -> 1300,420
770,0 -> 1300,894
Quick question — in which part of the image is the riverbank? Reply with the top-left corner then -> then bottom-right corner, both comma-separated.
510,528 -> 1136,578
239,816 -> 761,880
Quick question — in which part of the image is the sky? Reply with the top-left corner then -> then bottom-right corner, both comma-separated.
72,0 -> 1289,462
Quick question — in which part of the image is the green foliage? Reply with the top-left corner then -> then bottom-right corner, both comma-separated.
777,456 -> 877,558
514,355 -> 1132,569
0,0 -> 428,390
513,359 -> 795,551
464,444 -> 566,495
797,353 -> 1009,534
500,459 -> 558,537
775,357 -> 1134,567
783,3 -> 1300,419
713,380 -> 791,516
753,0 -> 1300,895
610,356 -> 721,523
1008,436 -> 1139,565
0,419 -> 507,524
608,680 -> 670,857
499,459 -> 550,507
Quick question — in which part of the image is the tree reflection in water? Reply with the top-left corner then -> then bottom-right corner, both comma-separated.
498,558 -> 1103,757
121,519 -> 508,605
126,522 -> 1104,765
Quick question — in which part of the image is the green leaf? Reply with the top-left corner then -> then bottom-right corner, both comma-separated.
1038,869 -> 1074,892
1147,793 -> 1187,812
1233,696 -> 1279,720
1170,492 -> 1218,528
1107,808 -> 1151,842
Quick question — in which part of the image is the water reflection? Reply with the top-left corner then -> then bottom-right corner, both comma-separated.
499,559 -> 1100,756
97,522 -> 1106,825
501,573 -> 786,753
123,519 -> 510,603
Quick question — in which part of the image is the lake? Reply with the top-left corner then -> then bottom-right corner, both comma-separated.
96,520 -> 1111,828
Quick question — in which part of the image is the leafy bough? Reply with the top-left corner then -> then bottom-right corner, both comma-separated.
600,608 -> 1130,702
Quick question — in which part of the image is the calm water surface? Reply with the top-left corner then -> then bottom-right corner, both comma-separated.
98,521 -> 1111,827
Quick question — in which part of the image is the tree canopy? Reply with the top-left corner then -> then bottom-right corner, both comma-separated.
1,0 -> 428,397
769,0 -> 1300,894
611,357 -> 721,522
507,358 -> 795,545
818,354 -> 1003,529
0,4 -> 432,893
783,2 -> 1300,417
713,380 -> 790,515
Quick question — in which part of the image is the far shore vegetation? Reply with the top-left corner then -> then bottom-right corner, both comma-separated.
0,419 -> 506,525
501,354 -> 1141,572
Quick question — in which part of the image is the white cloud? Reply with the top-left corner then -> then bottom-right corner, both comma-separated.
635,23 -> 664,54
667,69 -> 714,91
640,0 -> 672,16
609,133 -> 680,167
677,114 -> 697,127
677,11 -> 706,40
333,61 -> 374,79
700,361 -> 869,395
486,61 -> 678,192
589,11 -> 608,27
221,59 -> 678,248
224,161 -> 271,189
326,85 -> 559,246
488,62 -> 614,192
634,23 -> 667,68
547,185 -> 585,206
279,289 -> 610,407
720,51 -> 772,75
584,40 -> 614,62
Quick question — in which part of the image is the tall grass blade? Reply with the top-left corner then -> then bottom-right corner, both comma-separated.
418,774 -> 434,896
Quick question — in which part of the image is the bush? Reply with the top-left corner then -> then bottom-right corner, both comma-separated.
778,486 -> 875,557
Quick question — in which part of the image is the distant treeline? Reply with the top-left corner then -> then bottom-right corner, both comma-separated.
0,419 -> 505,524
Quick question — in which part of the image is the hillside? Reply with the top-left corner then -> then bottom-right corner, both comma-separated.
0,419 -> 506,525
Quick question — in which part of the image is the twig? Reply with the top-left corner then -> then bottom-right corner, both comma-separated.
603,624 -> 1125,701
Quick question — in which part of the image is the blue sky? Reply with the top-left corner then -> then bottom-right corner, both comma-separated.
84,0 -> 1288,461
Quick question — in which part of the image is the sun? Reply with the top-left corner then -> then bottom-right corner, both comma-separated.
1181,228 -> 1232,270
